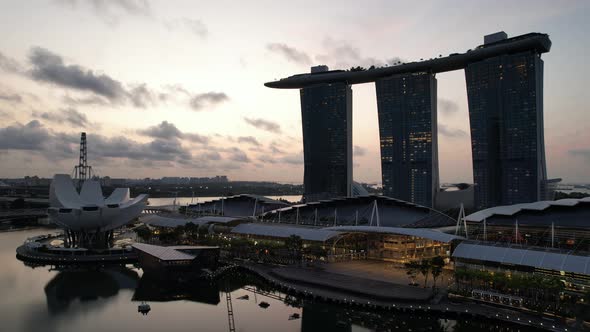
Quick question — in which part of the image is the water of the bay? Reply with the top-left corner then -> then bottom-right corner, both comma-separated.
1,229 -> 541,332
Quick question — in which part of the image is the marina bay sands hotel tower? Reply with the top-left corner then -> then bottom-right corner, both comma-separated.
266,32 -> 553,209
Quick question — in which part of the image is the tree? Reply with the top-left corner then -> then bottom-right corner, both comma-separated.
284,235 -> 303,261
419,259 -> 431,288
306,244 -> 327,260
135,226 -> 152,242
404,261 -> 420,285
184,222 -> 199,241
430,256 -> 445,289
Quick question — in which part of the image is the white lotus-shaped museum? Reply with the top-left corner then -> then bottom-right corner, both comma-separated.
48,174 -> 148,232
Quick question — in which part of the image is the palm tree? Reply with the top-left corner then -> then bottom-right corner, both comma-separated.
419,259 -> 431,288
404,261 -> 420,285
430,256 -> 445,290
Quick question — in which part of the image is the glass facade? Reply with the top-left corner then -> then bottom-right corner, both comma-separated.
300,83 -> 352,202
466,51 -> 546,209
375,73 -> 439,207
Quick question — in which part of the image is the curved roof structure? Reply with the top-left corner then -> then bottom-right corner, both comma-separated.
48,174 -> 148,232
261,195 -> 455,228
465,197 -> 590,227
231,223 -> 342,242
187,194 -> 290,217
141,214 -> 243,228
453,242 -> 590,275
266,33 -> 551,89
323,225 -> 463,243
229,223 -> 462,243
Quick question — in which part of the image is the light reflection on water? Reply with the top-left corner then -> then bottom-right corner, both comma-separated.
2,229 -> 540,332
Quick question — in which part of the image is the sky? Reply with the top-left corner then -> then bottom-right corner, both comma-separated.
0,0 -> 588,184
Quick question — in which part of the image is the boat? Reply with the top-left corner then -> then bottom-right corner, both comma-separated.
288,313 -> 300,320
138,302 -> 151,315
237,295 -> 249,300
258,301 -> 270,309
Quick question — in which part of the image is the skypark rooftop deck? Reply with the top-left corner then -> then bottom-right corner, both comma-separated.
265,33 -> 551,89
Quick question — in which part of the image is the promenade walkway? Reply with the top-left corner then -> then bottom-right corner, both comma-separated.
272,266 -> 432,301
229,261 -> 574,332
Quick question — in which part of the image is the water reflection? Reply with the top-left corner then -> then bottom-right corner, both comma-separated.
44,267 -> 139,315
133,272 -> 220,305
2,230 -> 545,332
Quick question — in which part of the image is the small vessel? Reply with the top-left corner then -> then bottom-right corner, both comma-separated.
138,302 -> 151,315
288,313 -> 300,320
237,295 -> 249,300
258,301 -> 270,309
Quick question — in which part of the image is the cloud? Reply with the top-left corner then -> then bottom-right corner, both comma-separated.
32,108 -> 90,127
88,135 -> 192,162
226,147 -> 250,163
197,151 -> 221,161
128,83 -> 155,108
0,92 -> 22,103
138,121 -> 209,144
164,18 -> 208,38
269,141 -> 285,154
29,47 -> 127,101
62,94 -> 109,106
4,47 -> 216,111
96,0 -> 151,16
138,121 -> 182,139
189,92 -> 229,111
439,98 -> 459,115
258,155 -> 277,164
354,145 -> 367,157
0,51 -> 24,74
569,149 -> 590,161
55,0 -> 151,24
0,120 -> 50,150
267,43 -> 311,65
183,133 -> 210,144
244,117 -> 281,134
0,119 -> 200,165
280,151 -> 304,165
238,136 -> 261,146
315,38 -> 384,68
438,124 -> 467,138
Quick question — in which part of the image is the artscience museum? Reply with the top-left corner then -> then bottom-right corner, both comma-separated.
48,174 -> 148,249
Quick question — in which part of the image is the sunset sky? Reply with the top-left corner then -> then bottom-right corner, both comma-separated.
0,0 -> 588,184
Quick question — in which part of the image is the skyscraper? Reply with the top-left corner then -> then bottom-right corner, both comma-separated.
466,33 -> 547,209
300,66 -> 352,202
376,72 -> 439,207
266,32 -> 553,210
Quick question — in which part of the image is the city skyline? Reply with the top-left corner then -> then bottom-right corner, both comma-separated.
0,0 -> 589,184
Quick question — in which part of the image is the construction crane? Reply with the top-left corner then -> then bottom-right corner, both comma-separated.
72,132 -> 93,191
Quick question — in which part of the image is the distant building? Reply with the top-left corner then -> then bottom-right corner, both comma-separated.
300,65 -> 352,202
466,33 -> 547,209
376,72 -> 439,207
189,176 -> 229,184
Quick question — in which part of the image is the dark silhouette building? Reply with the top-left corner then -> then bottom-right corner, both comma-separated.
466,32 -> 547,209
300,66 -> 352,202
376,72 -> 439,207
